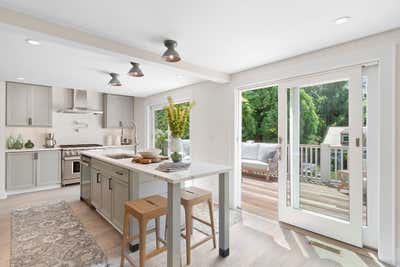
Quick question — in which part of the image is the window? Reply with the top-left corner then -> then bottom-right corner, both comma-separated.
151,101 -> 191,159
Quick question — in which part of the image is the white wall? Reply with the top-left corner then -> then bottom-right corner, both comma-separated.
0,81 -> 6,199
136,29 -> 400,265
5,87 -> 126,147
396,44 -> 400,267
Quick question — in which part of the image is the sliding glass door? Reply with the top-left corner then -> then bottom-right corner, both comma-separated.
278,67 -> 364,246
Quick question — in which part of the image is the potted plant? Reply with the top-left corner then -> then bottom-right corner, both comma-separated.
165,96 -> 194,162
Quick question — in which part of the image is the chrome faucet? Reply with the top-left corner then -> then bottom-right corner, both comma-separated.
121,121 -> 139,154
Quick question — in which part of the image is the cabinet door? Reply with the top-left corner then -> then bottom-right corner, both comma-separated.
6,82 -> 30,126
111,177 -> 129,230
30,85 -> 52,127
103,94 -> 134,128
100,174 -> 112,219
36,150 -> 61,186
6,152 -> 35,190
91,169 -> 102,209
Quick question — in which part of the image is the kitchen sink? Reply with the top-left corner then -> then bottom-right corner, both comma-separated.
105,153 -> 135,160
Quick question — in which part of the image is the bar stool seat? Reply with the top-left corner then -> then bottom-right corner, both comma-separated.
121,195 -> 167,267
181,187 -> 216,265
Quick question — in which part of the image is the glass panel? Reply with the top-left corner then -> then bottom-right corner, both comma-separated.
362,75 -> 368,226
287,80 -> 350,221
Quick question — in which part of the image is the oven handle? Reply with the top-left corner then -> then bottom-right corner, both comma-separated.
64,156 -> 81,161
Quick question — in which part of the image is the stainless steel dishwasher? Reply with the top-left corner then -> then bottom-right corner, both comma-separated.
80,155 -> 91,205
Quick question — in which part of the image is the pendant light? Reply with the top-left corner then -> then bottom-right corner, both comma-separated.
162,40 -> 181,62
108,73 -> 121,86
128,62 -> 144,77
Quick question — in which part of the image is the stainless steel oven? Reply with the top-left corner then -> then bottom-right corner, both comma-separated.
61,144 -> 102,185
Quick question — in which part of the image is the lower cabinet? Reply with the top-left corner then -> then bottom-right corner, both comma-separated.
91,168 -> 102,209
6,152 -> 35,190
6,150 -> 61,191
111,177 -> 129,230
100,174 -> 113,220
37,150 -> 61,186
91,161 -> 129,232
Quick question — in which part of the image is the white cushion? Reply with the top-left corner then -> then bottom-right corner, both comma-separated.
257,143 -> 278,162
242,143 -> 259,160
242,159 -> 269,170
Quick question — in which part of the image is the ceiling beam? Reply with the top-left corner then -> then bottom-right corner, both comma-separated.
0,7 -> 230,83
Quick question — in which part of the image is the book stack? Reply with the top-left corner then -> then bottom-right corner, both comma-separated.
156,162 -> 191,172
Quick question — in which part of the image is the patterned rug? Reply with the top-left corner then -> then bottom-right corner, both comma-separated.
10,201 -> 108,267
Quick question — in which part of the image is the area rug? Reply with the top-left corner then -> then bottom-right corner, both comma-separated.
10,201 -> 108,267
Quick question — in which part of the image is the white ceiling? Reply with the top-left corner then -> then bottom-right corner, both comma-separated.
0,0 -> 399,96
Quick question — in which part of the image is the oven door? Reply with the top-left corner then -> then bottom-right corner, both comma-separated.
62,156 -> 81,184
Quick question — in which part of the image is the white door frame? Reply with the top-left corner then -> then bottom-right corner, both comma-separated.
278,66 -> 364,247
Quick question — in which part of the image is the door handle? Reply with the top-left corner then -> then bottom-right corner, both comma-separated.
96,173 -> 100,183
33,152 -> 38,160
356,137 -> 360,147
108,178 -> 112,190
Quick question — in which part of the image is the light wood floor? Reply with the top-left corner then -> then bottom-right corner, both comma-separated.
0,185 -> 387,267
241,176 -> 350,221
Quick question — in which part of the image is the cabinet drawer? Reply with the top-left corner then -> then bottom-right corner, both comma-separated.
92,159 -> 129,183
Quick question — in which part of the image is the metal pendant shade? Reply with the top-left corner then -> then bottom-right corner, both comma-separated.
128,62 -> 144,77
108,73 -> 121,86
162,40 -> 181,62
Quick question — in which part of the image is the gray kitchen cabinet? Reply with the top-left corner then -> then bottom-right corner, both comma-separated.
6,82 -> 52,127
103,94 -> 134,128
30,84 -> 52,126
91,168 -> 102,209
36,150 -> 61,186
111,177 -> 129,230
6,152 -> 35,190
100,174 -> 112,220
6,82 -> 30,126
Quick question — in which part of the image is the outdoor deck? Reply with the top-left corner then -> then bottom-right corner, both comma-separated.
241,176 -> 350,221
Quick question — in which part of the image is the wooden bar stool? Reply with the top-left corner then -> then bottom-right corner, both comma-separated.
120,195 -> 168,267
181,187 -> 216,265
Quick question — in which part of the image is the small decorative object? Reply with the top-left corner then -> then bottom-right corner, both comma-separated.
13,135 -> 24,149
171,152 -> 182,163
165,97 -> 194,162
24,140 -> 34,149
7,136 -> 15,149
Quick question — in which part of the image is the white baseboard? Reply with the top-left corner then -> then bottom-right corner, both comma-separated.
0,192 -> 7,199
6,184 -> 61,196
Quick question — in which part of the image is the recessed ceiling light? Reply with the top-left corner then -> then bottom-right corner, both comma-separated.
16,77 -> 25,81
335,16 -> 351,25
26,39 -> 41,46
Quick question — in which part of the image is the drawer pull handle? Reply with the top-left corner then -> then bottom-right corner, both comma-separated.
115,171 -> 123,176
109,178 -> 112,190
96,173 -> 100,183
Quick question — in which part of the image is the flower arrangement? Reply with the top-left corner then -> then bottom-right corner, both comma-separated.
165,96 -> 195,138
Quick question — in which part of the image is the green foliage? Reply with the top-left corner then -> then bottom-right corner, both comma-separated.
241,81 -> 349,145
165,97 -> 194,138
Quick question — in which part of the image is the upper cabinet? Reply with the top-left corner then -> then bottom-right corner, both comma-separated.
103,94 -> 134,128
6,82 -> 52,127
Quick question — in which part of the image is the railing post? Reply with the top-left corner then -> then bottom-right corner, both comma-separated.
320,144 -> 331,183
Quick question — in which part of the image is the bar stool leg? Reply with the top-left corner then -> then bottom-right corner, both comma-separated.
120,210 -> 130,267
208,198 -> 217,248
155,217 -> 161,249
139,219 -> 148,267
184,205 -> 193,265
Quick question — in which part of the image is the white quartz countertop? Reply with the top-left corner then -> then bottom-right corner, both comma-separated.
81,149 -> 232,184
5,147 -> 62,153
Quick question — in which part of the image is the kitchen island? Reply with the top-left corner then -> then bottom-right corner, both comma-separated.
80,149 -> 231,267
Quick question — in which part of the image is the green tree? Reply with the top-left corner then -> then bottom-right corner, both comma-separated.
241,97 -> 256,141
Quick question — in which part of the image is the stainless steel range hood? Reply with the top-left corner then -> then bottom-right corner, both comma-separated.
57,89 -> 103,115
